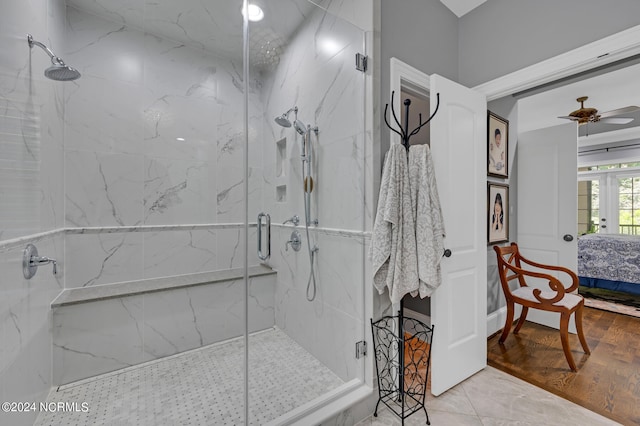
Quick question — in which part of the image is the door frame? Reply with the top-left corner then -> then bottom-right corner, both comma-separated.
473,24 -> 640,100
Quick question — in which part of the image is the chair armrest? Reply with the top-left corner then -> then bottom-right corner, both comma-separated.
502,262 -> 566,305
517,254 -> 579,293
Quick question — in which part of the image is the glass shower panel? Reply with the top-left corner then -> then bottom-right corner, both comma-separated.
248,1 -> 367,423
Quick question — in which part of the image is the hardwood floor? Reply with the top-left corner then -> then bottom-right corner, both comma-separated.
488,307 -> 640,425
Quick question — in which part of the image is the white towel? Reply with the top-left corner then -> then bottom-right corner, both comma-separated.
409,144 -> 446,298
369,144 -> 419,304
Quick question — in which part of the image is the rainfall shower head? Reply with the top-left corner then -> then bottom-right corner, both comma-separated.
44,63 -> 81,81
275,106 -> 308,135
275,114 -> 292,127
274,106 -> 298,128
28,34 -> 81,81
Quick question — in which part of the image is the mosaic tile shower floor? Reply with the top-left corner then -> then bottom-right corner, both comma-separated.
35,328 -> 344,426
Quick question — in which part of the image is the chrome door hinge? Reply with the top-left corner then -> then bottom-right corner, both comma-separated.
355,53 -> 368,72
355,340 -> 367,359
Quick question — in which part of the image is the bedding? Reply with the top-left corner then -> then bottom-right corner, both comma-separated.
578,233 -> 640,296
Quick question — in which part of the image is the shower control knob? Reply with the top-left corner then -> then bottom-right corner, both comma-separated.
286,231 -> 302,252
443,249 -> 452,257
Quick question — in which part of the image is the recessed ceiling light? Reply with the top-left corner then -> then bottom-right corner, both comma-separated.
242,3 -> 264,22
176,137 -> 185,141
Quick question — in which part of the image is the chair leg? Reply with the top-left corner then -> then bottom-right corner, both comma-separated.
560,312 -> 577,372
513,306 -> 528,334
575,303 -> 591,355
499,301 -> 514,344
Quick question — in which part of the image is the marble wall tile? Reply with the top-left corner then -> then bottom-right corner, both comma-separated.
314,232 -> 365,318
52,274 -> 275,384
64,6 -> 254,230
0,234 -> 63,425
271,226 -> 367,382
0,2 -> 66,420
52,295 -> 145,385
274,277 -> 362,382
310,0 -> 374,32
315,133 -> 366,230
64,232 -> 144,287
144,275 -> 274,358
39,84 -> 65,231
65,150 -> 144,227
261,4 -> 366,231
143,229 -> 217,278
142,289 -> 209,359
65,6 -> 146,86
66,0 -> 145,27
142,0 -> 243,60
143,156 -> 210,225
142,93 -> 219,162
64,74 -> 145,155
216,227 -> 260,270
143,32 -> 239,103
216,227 -> 244,270
0,0 -> 65,240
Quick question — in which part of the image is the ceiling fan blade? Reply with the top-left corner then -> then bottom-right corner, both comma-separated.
558,115 -> 579,121
599,117 -> 634,125
599,106 -> 640,118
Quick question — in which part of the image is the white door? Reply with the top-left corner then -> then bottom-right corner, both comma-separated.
429,74 -> 487,396
517,123 -> 578,331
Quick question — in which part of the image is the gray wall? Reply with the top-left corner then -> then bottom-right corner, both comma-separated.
380,0 -> 458,155
486,95 -> 518,315
381,0 -> 458,318
459,0 -> 640,87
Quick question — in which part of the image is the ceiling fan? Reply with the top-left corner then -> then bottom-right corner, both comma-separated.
558,96 -> 640,125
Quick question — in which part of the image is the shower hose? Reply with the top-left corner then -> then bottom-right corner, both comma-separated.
302,154 -> 318,302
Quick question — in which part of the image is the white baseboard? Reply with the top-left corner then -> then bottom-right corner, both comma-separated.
486,305 -> 522,337
403,307 -> 431,327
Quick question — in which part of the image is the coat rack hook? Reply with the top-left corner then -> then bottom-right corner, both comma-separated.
384,91 -> 441,151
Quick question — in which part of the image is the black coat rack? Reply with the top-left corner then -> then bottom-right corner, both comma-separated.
384,90 -> 440,151
374,90 -> 442,425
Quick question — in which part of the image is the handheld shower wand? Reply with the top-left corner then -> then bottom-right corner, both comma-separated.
274,107 -> 320,301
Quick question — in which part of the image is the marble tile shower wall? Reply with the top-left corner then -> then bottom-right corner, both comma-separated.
260,8 -> 368,381
62,7 -> 261,286
1,1 -> 66,425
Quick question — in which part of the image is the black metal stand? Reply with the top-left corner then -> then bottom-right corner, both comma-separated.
379,90 -> 441,424
371,314 -> 434,425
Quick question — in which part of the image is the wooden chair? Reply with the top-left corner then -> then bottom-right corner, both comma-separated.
493,243 -> 590,371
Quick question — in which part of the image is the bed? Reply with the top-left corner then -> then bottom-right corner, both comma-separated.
578,233 -> 640,296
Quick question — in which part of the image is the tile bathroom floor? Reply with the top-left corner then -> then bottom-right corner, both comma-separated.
34,326 -> 621,426
35,328 -> 344,426
356,366 -> 620,426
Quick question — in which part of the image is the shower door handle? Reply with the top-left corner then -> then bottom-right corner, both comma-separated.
257,212 -> 271,261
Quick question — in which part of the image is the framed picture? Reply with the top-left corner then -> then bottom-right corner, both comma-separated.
488,183 -> 509,244
487,111 -> 509,178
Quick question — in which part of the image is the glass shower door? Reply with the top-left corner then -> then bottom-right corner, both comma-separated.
245,1 -> 367,423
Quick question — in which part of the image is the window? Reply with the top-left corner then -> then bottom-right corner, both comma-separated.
617,176 -> 640,235
578,162 -> 640,235
578,179 -> 599,234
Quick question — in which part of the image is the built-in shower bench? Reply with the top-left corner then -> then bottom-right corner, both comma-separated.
51,265 -> 277,386
51,265 -> 275,307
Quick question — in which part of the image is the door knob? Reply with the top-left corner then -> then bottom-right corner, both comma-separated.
563,234 -> 574,242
